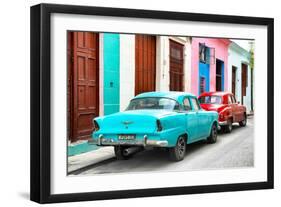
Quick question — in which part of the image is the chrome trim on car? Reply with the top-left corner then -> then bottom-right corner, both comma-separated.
146,140 -> 168,147
88,135 -> 168,147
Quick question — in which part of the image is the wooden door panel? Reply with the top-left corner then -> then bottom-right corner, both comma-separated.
232,66 -> 236,97
241,63 -> 247,104
88,58 -> 97,81
77,54 -> 87,83
169,40 -> 184,91
135,35 -> 156,95
77,113 -> 94,136
67,32 -> 73,141
68,31 -> 99,142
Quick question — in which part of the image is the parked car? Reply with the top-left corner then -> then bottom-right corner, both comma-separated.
198,92 -> 247,133
90,91 -> 218,161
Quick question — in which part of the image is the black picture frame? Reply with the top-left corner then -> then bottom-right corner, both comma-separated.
30,3 -> 274,204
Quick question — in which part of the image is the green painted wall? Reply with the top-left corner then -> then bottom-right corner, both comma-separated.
103,33 -> 120,115
68,141 -> 99,156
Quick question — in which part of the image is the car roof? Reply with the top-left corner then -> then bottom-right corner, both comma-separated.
134,91 -> 196,101
199,91 -> 233,97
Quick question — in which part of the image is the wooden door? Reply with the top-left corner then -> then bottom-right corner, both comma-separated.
67,32 -> 74,141
232,66 -> 237,97
135,34 -> 156,95
241,63 -> 247,104
169,40 -> 184,91
68,32 -> 99,142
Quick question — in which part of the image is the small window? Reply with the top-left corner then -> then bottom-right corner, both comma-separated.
183,98 -> 192,111
199,43 -> 215,64
191,98 -> 200,111
199,43 -> 207,63
199,77 -> 205,94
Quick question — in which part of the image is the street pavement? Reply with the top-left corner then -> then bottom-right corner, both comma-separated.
72,117 -> 254,175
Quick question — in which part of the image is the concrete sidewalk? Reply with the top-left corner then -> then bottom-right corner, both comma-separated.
68,146 -> 115,173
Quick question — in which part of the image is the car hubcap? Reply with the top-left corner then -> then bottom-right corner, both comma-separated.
177,137 -> 186,157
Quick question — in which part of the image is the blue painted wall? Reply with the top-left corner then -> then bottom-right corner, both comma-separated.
103,33 -> 120,115
199,62 -> 210,93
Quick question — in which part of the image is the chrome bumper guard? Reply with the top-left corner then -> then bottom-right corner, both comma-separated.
88,134 -> 168,147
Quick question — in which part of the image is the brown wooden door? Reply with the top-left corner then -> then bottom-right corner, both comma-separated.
232,66 -> 237,97
169,40 -> 184,91
241,63 -> 247,104
68,32 -> 99,142
67,32 -> 74,142
135,34 -> 156,95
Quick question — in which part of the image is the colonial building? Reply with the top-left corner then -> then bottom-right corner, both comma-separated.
67,31 -> 252,155
228,42 -> 252,114
67,32 -> 192,154
190,38 -> 231,96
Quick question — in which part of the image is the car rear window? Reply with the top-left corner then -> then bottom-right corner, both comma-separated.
126,97 -> 179,111
199,96 -> 222,104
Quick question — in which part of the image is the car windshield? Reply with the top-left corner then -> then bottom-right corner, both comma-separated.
126,97 -> 179,111
199,96 -> 222,104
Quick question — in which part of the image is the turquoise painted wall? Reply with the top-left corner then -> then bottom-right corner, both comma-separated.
103,33 -> 120,115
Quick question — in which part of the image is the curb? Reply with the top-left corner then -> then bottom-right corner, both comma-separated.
68,140 -> 100,156
67,146 -> 115,174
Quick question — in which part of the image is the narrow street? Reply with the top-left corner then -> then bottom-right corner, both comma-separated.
74,117 -> 254,175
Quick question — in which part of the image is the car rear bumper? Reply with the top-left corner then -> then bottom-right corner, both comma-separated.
217,120 -> 228,130
219,120 -> 228,126
88,134 -> 169,147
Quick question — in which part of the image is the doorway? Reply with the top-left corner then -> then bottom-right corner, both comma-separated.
67,32 -> 99,142
169,40 -> 184,91
135,34 -> 156,95
216,59 -> 224,91
241,63 -> 248,104
232,66 -> 237,97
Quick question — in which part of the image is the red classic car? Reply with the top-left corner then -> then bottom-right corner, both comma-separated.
198,92 -> 247,133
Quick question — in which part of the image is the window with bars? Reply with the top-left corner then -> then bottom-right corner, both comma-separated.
200,77 -> 206,94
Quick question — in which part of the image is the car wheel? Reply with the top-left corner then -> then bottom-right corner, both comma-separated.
114,146 -> 131,160
224,119 -> 233,133
207,123 -> 218,144
239,114 -> 247,127
169,136 -> 186,161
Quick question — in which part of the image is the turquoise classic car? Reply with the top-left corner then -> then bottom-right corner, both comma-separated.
91,92 -> 218,161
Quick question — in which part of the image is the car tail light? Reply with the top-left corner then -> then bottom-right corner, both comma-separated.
156,120 -> 163,132
219,113 -> 224,120
93,120 -> 100,131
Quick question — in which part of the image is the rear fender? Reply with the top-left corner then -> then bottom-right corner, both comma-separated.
159,114 -> 187,147
159,127 -> 187,147
219,106 -> 233,121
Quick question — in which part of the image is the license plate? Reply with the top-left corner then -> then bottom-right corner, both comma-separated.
118,134 -> 136,140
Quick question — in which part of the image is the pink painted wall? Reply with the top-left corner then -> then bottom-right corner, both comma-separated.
191,38 -> 231,96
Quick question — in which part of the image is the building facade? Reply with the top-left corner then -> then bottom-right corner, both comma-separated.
190,38 -> 231,96
67,32 -> 192,146
228,42 -> 252,114
67,31 -> 252,155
